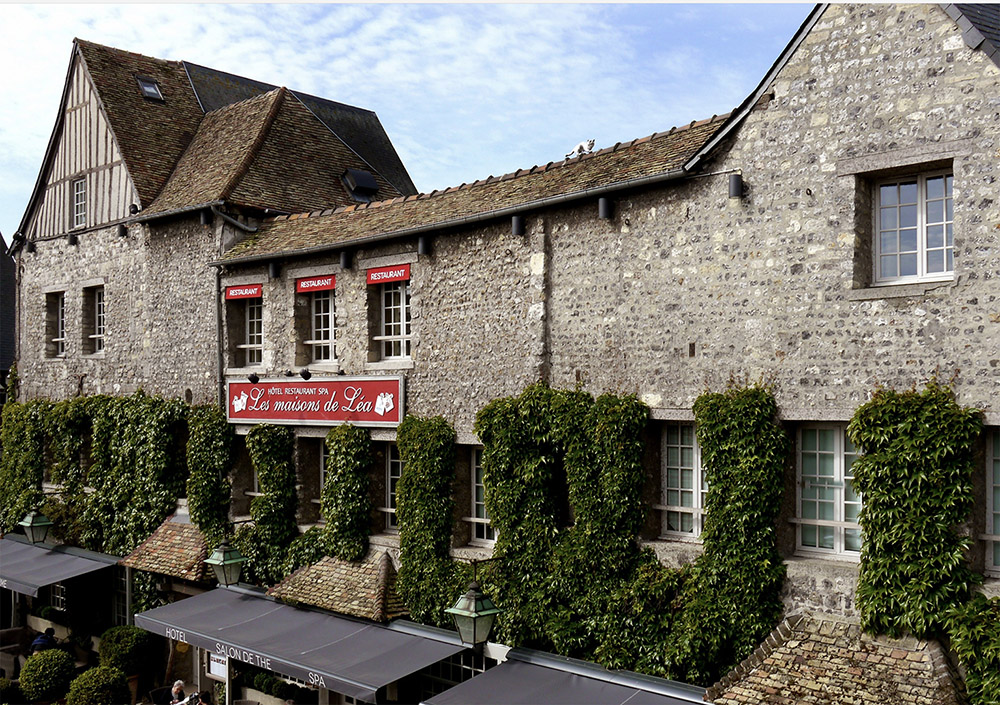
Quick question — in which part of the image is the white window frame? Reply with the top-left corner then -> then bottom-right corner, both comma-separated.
238,297 -> 263,366
795,425 -> 862,559
376,281 -> 411,359
135,75 -> 163,101
381,444 -> 403,531
655,422 -> 706,539
874,171 -> 954,285
986,431 -> 1000,577
72,177 -> 87,228
306,290 -> 334,363
50,581 -> 67,611
469,448 -> 495,545
319,441 -> 328,495
112,567 -> 130,626
89,286 -> 104,353
47,292 -> 66,357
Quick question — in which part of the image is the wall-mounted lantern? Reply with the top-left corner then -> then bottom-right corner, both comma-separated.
445,581 -> 502,653
19,511 -> 54,545
729,173 -> 744,200
205,541 -> 247,587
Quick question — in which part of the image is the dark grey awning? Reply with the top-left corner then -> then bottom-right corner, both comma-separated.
0,537 -> 118,597
423,649 -> 708,705
135,587 -> 464,702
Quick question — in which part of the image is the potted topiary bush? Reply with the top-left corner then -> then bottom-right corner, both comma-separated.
99,625 -> 156,704
19,648 -> 76,702
66,665 -> 131,705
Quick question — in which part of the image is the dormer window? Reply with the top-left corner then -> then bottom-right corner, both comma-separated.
343,168 -> 379,203
135,75 -> 163,101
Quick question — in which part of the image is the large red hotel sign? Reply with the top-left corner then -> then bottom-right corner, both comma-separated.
227,377 -> 404,427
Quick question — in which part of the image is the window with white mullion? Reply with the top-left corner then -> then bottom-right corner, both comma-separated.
92,287 -> 104,352
379,281 -> 411,359
875,172 -> 953,283
242,298 -> 263,365
988,432 -> 1000,575
309,290 -> 334,362
798,426 -> 861,556
319,441 -> 328,495
471,449 -> 495,543
72,178 -> 87,228
660,422 -> 706,537
385,445 -> 403,530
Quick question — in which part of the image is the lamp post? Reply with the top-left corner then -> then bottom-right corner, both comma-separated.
18,511 -> 53,545
204,541 -> 246,586
445,581 -> 502,653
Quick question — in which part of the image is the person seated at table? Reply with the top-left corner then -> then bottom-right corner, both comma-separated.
169,680 -> 186,704
30,628 -> 57,653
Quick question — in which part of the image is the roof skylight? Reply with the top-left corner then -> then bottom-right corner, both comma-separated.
135,75 -> 164,101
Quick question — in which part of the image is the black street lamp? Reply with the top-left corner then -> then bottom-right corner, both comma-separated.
445,581 -> 502,652
18,511 -> 53,545
204,541 -> 247,586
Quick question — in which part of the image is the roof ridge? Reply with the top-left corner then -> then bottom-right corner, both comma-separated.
258,112 -> 731,224
219,87 -> 287,200
374,550 -> 396,622
705,612 -> 807,702
203,86 -> 285,116
74,38 -> 184,69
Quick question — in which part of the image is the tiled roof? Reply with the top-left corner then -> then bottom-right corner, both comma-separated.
947,4 -> 1000,67
222,115 -> 727,262
183,62 -> 417,196
120,518 -> 210,583
268,549 -> 407,623
77,40 -> 204,208
706,612 -> 966,705
147,88 -> 398,216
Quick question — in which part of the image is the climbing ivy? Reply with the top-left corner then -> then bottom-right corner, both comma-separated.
946,594 -> 1000,704
0,400 -> 50,532
848,381 -> 982,638
664,384 -> 789,685
186,406 -> 234,546
322,424 -> 374,561
235,424 -> 298,585
396,415 -> 467,627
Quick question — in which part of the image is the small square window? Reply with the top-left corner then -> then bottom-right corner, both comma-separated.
135,75 -> 163,101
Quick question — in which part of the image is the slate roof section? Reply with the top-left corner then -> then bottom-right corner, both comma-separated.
706,612 -> 966,705
77,40 -> 204,208
944,4 -> 1000,67
268,549 -> 407,623
120,517 -> 210,583
184,62 -> 417,196
222,115 -> 727,262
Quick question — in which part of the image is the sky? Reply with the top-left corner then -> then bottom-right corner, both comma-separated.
0,3 -> 812,249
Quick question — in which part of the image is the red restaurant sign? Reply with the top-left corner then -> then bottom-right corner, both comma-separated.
296,275 -> 336,293
225,284 -> 263,299
367,264 -> 410,285
226,377 -> 404,427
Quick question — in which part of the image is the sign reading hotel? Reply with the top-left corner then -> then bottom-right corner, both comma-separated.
226,376 -> 404,427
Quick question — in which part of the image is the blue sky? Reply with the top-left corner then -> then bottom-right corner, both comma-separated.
0,3 -> 811,248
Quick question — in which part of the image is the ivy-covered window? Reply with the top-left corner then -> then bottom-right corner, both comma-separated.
797,425 -> 861,557
319,440 -> 328,494
988,432 -> 1000,577
658,422 -> 706,537
384,444 -> 403,530
470,448 -> 495,544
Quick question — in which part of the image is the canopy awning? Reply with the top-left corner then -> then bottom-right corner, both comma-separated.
423,649 -> 708,705
134,587 -> 464,702
0,536 -> 118,597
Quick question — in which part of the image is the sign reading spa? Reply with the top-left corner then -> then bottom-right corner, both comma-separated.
227,377 -> 404,427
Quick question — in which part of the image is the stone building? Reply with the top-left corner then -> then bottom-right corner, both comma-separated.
6,3 -> 1000,704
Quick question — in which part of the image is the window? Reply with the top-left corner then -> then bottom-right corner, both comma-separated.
419,651 -> 491,701
226,285 -> 264,368
72,177 -> 86,228
384,445 -> 403,530
988,432 -> 1000,576
244,298 -> 262,365
797,425 -> 861,556
135,75 -> 163,101
379,281 -> 411,359
659,423 -> 706,537
113,567 -> 129,626
49,582 -> 67,611
875,172 -> 953,283
83,285 -> 104,354
471,449 -> 495,544
319,441 -> 328,494
309,290 -> 334,362
46,292 -> 66,357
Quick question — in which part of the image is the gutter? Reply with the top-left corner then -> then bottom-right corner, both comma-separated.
211,206 -> 258,233
130,200 -> 225,224
211,167 -> 688,267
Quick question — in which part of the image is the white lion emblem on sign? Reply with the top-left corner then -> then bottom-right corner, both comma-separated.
374,392 -> 394,416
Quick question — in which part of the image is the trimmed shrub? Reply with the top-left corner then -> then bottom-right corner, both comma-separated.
67,665 -> 131,705
19,648 -> 76,702
0,677 -> 25,705
99,625 -> 155,675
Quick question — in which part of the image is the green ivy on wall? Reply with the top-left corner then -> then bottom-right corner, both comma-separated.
396,415 -> 468,627
186,406 -> 234,547
848,381 -> 982,638
322,424 -> 374,562
236,424 -> 298,585
0,400 -> 49,532
946,594 -> 1000,704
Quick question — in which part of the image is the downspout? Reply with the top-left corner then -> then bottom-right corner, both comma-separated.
211,206 -> 258,233
215,265 -> 225,409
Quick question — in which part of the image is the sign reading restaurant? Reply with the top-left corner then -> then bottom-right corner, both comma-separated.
227,376 -> 404,427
